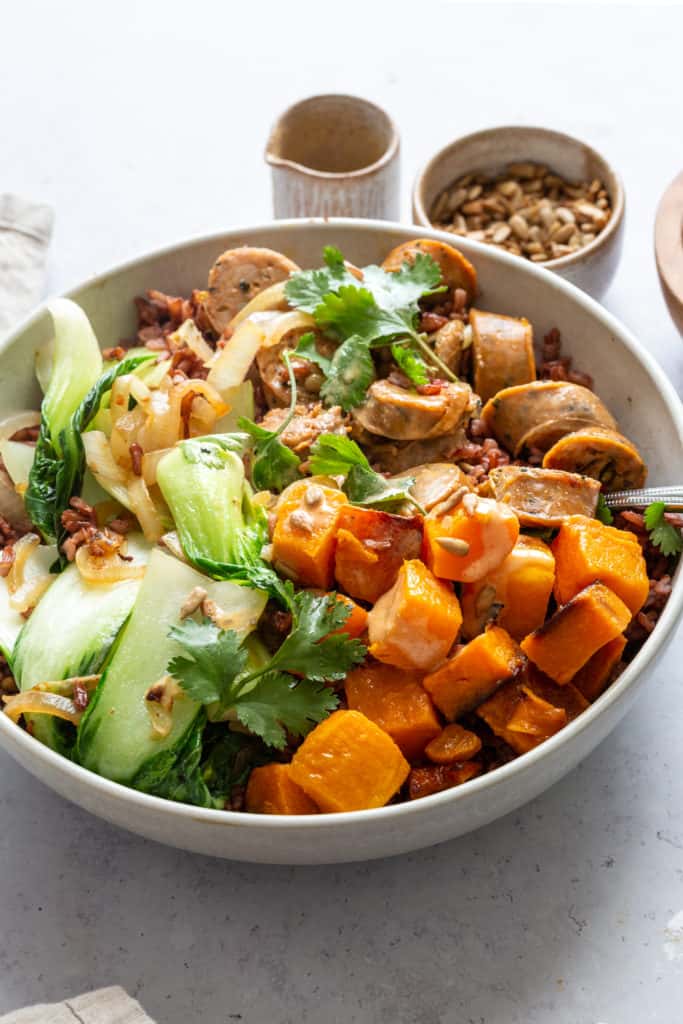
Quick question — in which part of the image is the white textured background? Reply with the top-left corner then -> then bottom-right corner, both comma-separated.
1,2 -> 683,1021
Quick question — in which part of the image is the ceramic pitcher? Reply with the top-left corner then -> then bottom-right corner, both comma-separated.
265,94 -> 400,220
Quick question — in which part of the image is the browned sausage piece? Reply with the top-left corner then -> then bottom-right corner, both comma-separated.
433,319 -> 466,376
481,381 -> 617,456
542,427 -> 647,491
381,239 -> 478,303
489,466 -> 601,527
353,380 -> 477,441
205,247 -> 300,334
470,309 -> 536,404
391,462 -> 472,512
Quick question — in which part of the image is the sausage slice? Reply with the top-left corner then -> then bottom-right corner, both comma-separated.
205,246 -> 300,334
481,381 -> 617,456
542,427 -> 646,491
381,239 -> 477,302
470,309 -> 536,404
353,380 -> 477,441
489,466 -> 601,526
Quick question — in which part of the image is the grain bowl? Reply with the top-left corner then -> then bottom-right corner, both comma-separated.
0,219 -> 680,864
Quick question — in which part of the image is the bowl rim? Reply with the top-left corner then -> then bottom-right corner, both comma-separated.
412,123 -> 625,270
0,216 -> 681,833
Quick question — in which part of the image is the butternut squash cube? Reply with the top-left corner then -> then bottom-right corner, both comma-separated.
477,679 -> 567,755
551,515 -> 649,615
368,559 -> 463,672
461,535 -> 555,640
272,480 -> 347,589
290,710 -> 409,812
333,506 -> 422,603
424,723 -> 482,764
245,764 -> 318,815
521,581 -> 631,684
408,761 -> 482,799
423,625 -> 526,720
331,594 -> 368,639
571,635 -> 626,702
345,661 -> 440,760
423,494 -> 519,582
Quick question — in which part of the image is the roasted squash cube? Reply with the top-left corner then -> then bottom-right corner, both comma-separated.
423,495 -> 519,582
571,635 -> 626,702
245,764 -> 318,815
424,723 -> 482,764
290,710 -> 409,812
551,515 -> 649,615
368,559 -> 463,672
272,480 -> 347,589
331,594 -> 368,639
407,762 -> 482,800
345,661 -> 440,760
423,625 -> 526,720
461,535 -> 555,641
333,506 -> 422,603
521,581 -> 630,684
477,679 -> 567,755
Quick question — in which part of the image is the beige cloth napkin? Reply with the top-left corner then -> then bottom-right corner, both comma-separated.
0,193 -> 54,335
0,987 -> 154,1024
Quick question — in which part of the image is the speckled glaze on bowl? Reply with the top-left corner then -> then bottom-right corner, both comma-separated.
265,95 -> 400,220
413,126 -> 625,300
0,219 -> 681,865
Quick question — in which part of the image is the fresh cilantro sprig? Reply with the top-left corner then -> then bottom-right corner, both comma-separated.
309,434 -> 424,514
391,342 -> 429,387
284,246 -> 454,411
596,492 -> 614,525
644,501 -> 683,557
238,351 -> 301,492
168,590 -> 365,748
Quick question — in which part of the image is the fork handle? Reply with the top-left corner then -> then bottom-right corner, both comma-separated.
605,486 -> 683,510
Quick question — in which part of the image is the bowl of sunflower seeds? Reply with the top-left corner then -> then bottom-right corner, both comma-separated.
413,125 -> 625,299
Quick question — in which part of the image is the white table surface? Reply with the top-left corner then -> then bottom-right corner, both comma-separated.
2,2 -> 683,1021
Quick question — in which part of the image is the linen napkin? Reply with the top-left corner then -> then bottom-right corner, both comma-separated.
0,987 -> 155,1024
0,193 -> 54,335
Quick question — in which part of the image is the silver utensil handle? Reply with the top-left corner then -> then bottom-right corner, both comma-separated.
605,486 -> 683,510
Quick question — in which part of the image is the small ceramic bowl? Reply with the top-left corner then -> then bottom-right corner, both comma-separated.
655,169 -> 683,335
413,125 -> 625,299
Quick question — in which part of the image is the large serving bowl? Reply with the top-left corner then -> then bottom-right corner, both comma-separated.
1,219 -> 682,864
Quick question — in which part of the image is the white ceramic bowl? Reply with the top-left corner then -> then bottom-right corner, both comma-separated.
1,219 -> 681,865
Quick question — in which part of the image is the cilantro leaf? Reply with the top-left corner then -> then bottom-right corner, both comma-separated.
391,342 -> 430,387
237,350 -> 301,492
165,593 -> 363,749
596,493 -> 614,525
362,252 -> 445,311
267,590 -> 366,682
200,725 -> 270,801
238,418 -> 301,492
284,246 -> 359,313
307,433 -> 369,476
644,501 -> 683,557
320,334 -> 376,411
233,671 -> 338,750
314,285 -> 417,348
309,433 -> 422,513
344,464 -> 419,511
168,618 -> 248,707
293,331 -> 332,375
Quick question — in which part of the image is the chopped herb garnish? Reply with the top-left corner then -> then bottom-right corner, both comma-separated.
644,501 -> 683,557
309,433 -> 424,514
596,493 -> 614,525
